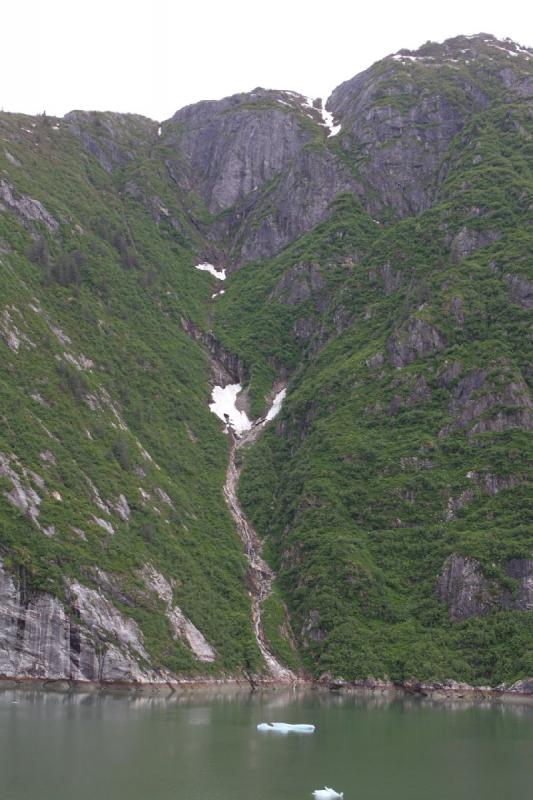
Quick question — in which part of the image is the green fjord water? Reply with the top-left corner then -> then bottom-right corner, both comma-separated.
1,689 -> 531,800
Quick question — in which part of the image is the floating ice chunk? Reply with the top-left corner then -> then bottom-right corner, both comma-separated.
265,389 -> 286,422
209,384 -> 251,434
312,788 -> 343,800
257,722 -> 315,734
195,262 -> 226,280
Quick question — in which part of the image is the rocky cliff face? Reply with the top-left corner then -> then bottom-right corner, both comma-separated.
165,91 -> 313,213
162,88 -> 361,266
437,554 -> 533,620
328,34 -> 533,217
61,36 -> 533,269
65,111 -> 158,173
0,559 -> 216,683
0,560 -> 154,682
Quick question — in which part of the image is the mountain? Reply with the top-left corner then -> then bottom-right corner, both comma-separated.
0,33 -> 531,690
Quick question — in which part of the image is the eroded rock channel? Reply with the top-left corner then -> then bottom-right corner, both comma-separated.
224,422 -> 295,682
207,371 -> 294,679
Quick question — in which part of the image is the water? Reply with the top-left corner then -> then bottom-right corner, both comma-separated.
0,688 -> 531,799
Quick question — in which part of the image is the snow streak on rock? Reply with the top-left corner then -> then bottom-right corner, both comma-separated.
303,98 -> 341,137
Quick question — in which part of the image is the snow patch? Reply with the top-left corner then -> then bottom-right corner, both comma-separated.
265,389 -> 286,422
195,262 -> 226,280
319,104 -> 341,137
209,384 -> 252,435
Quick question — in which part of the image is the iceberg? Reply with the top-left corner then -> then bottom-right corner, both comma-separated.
312,789 -> 343,800
257,722 -> 315,734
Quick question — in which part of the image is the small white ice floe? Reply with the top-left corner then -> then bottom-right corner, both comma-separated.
195,262 -> 226,280
312,788 -> 343,800
257,722 -> 315,734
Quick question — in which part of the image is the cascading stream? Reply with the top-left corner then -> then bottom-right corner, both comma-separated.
197,261 -> 295,681
223,425 -> 295,682
208,381 -> 295,681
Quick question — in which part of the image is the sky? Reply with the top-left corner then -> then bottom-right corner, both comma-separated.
2,0 -> 532,121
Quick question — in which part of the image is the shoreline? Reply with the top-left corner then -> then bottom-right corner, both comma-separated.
0,675 -> 531,704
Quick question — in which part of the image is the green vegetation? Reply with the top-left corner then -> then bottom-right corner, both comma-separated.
0,112 -> 259,676
0,37 -> 531,686
220,97 -> 533,685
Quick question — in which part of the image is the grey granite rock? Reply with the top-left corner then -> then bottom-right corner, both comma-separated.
387,316 -> 445,367
437,554 -> 533,619
505,274 -> 533,309
0,559 -> 168,683
436,554 -> 497,619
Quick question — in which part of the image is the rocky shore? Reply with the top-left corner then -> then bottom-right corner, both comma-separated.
1,674 -> 531,704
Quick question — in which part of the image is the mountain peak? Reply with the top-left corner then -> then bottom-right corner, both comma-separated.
390,32 -> 532,65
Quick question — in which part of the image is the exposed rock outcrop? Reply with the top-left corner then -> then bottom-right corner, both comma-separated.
140,564 -> 216,662
387,316 -> 445,367
503,560 -> 533,612
0,560 -> 167,682
0,179 -> 58,231
437,554 -> 533,619
166,90 -> 312,213
450,226 -> 501,263
505,274 -> 533,309
329,34 -> 532,217
440,367 -> 533,437
180,316 -> 247,386
437,554 -> 499,619
270,263 -> 324,305
162,89 -> 362,266
64,111 -> 158,173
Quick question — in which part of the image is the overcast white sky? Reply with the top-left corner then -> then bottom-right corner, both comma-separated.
2,0 -> 532,121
